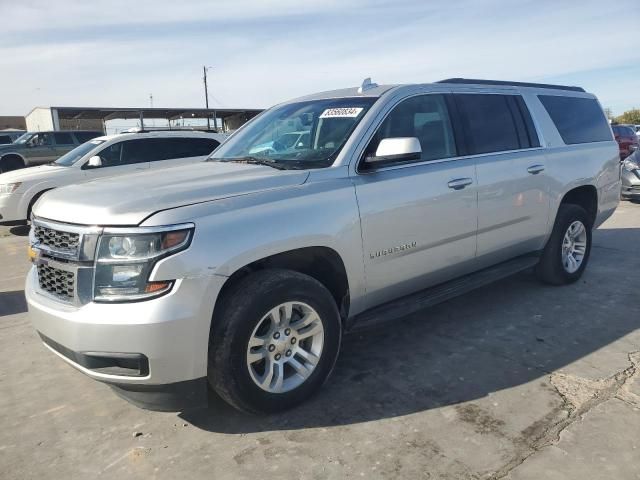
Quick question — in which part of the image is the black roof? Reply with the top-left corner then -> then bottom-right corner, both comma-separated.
437,78 -> 586,93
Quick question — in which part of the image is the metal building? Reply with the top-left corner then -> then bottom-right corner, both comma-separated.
25,106 -> 263,133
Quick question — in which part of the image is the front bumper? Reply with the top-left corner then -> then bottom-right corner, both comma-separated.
0,192 -> 25,224
26,266 -> 226,410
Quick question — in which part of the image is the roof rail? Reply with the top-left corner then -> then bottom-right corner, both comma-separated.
123,127 -> 219,134
437,78 -> 586,93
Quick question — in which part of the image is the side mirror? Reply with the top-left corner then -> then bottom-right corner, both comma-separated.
87,155 -> 102,168
366,137 -> 422,165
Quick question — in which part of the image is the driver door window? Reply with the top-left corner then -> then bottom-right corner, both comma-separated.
95,142 -> 124,167
363,94 -> 457,166
30,133 -> 53,147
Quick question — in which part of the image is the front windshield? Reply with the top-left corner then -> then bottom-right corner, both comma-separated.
210,97 -> 377,169
54,139 -> 106,166
13,133 -> 34,145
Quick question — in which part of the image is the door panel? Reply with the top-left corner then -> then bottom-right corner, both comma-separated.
475,149 -> 550,266
354,158 -> 477,309
26,133 -> 56,165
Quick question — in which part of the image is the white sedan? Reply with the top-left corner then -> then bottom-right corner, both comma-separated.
0,130 -> 226,224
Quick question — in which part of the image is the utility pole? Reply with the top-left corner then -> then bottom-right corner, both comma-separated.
203,66 -> 211,130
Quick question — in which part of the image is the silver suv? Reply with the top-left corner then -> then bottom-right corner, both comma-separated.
26,78 -> 621,413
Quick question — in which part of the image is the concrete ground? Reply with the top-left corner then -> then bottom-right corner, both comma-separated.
0,203 -> 639,480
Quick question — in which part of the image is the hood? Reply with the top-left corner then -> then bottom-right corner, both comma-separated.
33,161 -> 310,225
0,164 -> 69,184
0,143 -> 24,152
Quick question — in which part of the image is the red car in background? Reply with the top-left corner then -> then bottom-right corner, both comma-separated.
612,125 -> 639,160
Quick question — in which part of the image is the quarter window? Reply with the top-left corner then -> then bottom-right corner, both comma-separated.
455,94 -> 520,154
538,95 -> 612,145
364,94 -> 457,164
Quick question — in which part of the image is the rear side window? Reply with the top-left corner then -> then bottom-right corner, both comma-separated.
53,132 -> 74,145
120,138 -> 165,164
455,94 -> 521,154
161,137 -> 220,160
538,95 -> 612,145
74,132 -> 102,143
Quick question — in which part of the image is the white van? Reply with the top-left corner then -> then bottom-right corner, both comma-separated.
0,130 -> 226,224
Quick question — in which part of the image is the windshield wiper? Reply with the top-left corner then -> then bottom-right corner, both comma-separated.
213,156 -> 290,170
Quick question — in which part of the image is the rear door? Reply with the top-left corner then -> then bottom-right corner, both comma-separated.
353,93 -> 478,308
454,92 -> 550,266
148,137 -> 221,169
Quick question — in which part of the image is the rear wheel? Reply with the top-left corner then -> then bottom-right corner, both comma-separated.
208,269 -> 342,414
0,155 -> 24,173
536,204 -> 592,285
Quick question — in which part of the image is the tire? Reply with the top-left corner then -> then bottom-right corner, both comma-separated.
536,204 -> 592,285
208,269 -> 342,414
0,156 -> 24,173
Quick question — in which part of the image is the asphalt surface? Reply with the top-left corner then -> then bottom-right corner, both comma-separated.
0,203 -> 639,479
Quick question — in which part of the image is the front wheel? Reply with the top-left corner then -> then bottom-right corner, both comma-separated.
536,204 -> 592,285
208,269 -> 342,414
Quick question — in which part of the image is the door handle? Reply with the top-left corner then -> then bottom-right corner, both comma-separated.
527,164 -> 545,175
447,178 -> 473,190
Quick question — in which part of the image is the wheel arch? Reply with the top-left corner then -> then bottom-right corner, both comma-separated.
558,184 -> 598,227
213,246 -> 351,328
0,152 -> 26,169
25,187 -> 54,219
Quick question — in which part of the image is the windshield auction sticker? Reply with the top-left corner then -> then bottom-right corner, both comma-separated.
319,107 -> 364,118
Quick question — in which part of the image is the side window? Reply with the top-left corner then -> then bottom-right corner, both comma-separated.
96,142 -> 124,167
189,138 -> 220,156
514,96 -> 540,148
121,139 -> 160,164
455,94 -> 520,154
74,132 -> 101,143
0,135 -> 12,145
53,132 -> 74,145
364,94 -> 457,164
538,95 -> 612,145
158,138 -> 220,161
30,133 -> 53,146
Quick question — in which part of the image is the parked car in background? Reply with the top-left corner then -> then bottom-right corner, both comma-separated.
0,130 -> 26,145
0,130 -> 103,173
621,149 -> 640,201
612,125 -> 639,160
26,78 -> 620,413
0,130 -> 225,225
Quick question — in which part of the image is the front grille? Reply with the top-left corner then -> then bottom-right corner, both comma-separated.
34,225 -> 80,251
37,264 -> 75,300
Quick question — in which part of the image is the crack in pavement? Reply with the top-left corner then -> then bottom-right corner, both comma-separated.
487,351 -> 640,479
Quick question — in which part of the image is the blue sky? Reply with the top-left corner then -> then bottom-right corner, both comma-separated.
0,0 -> 638,117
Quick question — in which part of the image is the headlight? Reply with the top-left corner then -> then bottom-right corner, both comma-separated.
623,158 -> 640,172
94,224 -> 193,302
0,182 -> 22,194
